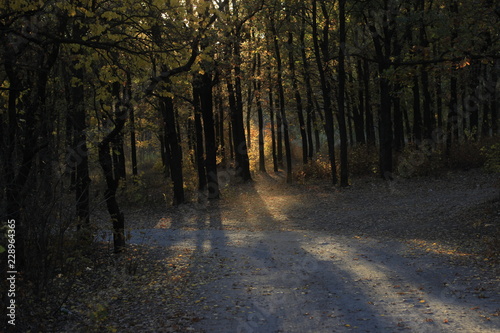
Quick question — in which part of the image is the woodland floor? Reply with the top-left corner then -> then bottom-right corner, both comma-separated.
47,169 -> 500,332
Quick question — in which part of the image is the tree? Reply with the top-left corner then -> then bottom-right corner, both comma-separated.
312,0 -> 337,184
337,0 -> 349,186
269,13 -> 293,183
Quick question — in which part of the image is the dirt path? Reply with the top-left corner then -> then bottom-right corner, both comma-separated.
124,170 -> 500,333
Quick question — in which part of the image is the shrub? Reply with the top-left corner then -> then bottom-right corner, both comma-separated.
447,141 -> 487,170
396,143 -> 444,177
482,141 -> 500,173
117,174 -> 148,206
294,158 -> 331,183
348,145 -> 378,176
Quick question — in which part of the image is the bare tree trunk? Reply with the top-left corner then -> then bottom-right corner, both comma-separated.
268,67 -> 279,172
254,53 -> 267,172
312,0 -> 337,184
193,84 -> 207,191
287,25 -> 308,165
338,0 -> 349,187
160,95 -> 185,205
127,71 -> 138,176
199,72 -> 220,199
270,17 -> 292,183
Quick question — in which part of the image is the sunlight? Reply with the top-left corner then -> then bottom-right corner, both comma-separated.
407,239 -> 474,257
298,237 -> 491,331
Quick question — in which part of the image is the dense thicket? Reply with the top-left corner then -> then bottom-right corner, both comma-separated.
1,0 -> 499,303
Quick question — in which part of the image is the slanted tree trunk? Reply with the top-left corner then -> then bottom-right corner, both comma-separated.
98,90 -> 127,253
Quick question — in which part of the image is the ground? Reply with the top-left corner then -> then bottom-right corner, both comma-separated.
50,169 -> 500,332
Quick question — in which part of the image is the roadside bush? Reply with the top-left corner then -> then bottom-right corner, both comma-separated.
348,145 -> 378,176
396,143 -> 444,177
447,140 -> 487,170
294,158 -> 331,183
117,174 -> 148,206
481,140 -> 500,173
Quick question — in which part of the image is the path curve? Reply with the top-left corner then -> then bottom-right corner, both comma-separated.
127,170 -> 500,332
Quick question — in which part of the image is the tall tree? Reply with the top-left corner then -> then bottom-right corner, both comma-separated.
366,0 -> 395,178
286,11 -> 308,165
337,0 -> 349,187
312,0 -> 337,184
270,13 -> 293,183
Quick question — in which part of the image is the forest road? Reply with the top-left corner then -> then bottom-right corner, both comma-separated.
128,170 -> 500,333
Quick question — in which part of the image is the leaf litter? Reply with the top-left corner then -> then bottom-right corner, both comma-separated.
40,169 -> 500,332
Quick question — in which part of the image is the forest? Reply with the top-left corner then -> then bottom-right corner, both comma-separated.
1,0 -> 500,331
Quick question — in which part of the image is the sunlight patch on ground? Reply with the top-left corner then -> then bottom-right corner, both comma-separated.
407,239 -> 473,257
298,237 -> 490,331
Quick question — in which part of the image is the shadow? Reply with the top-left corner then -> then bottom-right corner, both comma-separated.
126,170 -> 500,332
180,180 -> 396,333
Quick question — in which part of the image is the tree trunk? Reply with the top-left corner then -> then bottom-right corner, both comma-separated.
227,66 -> 251,181
193,85 -> 207,191
468,64 -> 480,140
300,13 -> 315,159
312,0 -> 337,184
435,73 -> 444,130
127,72 -> 138,176
338,0 -> 349,187
199,72 -> 220,199
491,60 -> 499,135
287,27 -> 308,165
271,17 -> 292,183
268,67 -> 279,172
111,82 -> 126,181
368,1 -> 394,178
98,97 -> 127,252
160,95 -> 185,205
413,75 -> 422,142
419,4 -> 434,142
364,59 -> 376,145
215,84 -> 227,166
254,53 -> 267,173
446,0 -> 459,155
354,60 -> 366,145
71,64 -> 90,228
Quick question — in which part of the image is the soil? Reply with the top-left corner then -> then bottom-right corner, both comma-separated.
51,169 -> 500,332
